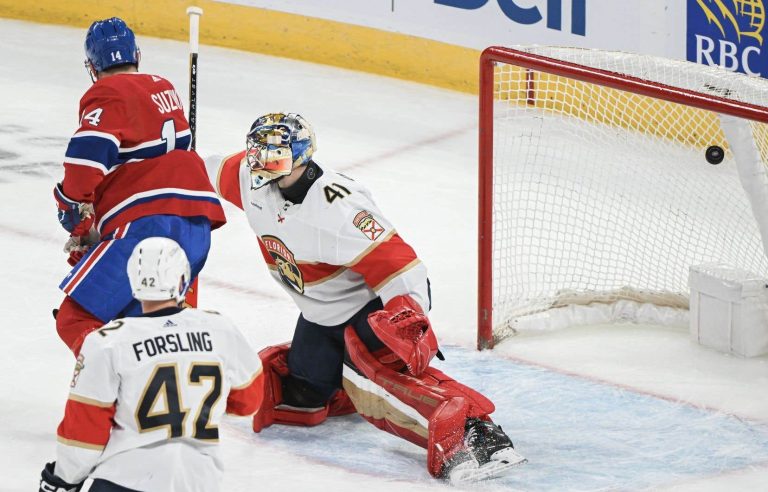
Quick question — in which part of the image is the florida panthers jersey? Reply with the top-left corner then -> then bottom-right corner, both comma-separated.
54,308 -> 264,492
62,73 -> 225,237
210,152 -> 430,325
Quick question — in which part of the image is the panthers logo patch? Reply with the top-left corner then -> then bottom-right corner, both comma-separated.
262,235 -> 304,294
353,210 -> 385,241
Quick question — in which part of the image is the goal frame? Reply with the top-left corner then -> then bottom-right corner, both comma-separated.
477,46 -> 768,350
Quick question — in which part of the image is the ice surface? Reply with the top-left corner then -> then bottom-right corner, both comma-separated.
1,19 -> 768,491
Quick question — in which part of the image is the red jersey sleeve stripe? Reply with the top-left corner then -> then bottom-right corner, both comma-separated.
300,262 -> 345,285
217,151 -> 245,210
348,233 -> 419,290
57,396 -> 116,447
227,371 -> 265,416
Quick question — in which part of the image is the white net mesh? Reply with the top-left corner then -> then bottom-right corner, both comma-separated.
490,47 -> 768,341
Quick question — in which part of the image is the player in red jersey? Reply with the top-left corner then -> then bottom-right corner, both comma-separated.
53,17 -> 225,356
208,113 -> 527,483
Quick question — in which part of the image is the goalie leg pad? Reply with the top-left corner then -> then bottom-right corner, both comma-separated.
252,343 -> 290,432
328,389 -> 356,416
344,327 -> 496,477
252,343 -> 356,432
270,387 -> 355,428
56,296 -> 103,356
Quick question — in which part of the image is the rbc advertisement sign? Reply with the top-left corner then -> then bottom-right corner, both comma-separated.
687,0 -> 767,77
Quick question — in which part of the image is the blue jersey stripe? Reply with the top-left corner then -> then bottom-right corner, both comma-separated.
65,137 -> 119,171
177,134 -> 192,151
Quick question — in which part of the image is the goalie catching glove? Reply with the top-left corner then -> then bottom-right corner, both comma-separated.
367,295 -> 438,376
54,183 -> 94,236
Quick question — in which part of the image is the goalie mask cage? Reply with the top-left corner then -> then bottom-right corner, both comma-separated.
478,46 -> 768,350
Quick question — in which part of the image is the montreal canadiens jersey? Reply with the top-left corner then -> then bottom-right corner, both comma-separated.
62,73 -> 225,237
54,308 -> 264,492
210,152 -> 430,325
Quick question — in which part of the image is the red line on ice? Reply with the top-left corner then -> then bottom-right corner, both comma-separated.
338,124 -> 474,171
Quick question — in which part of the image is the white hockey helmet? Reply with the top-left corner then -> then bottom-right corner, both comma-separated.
245,112 -> 317,189
127,237 -> 191,303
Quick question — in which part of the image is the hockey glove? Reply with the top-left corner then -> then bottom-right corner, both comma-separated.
39,462 -> 83,492
66,248 -> 88,267
54,183 -> 94,236
62,227 -> 100,266
367,295 -> 438,376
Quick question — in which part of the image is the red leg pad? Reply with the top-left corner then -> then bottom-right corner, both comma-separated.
272,404 -> 330,428
420,365 -> 495,418
428,398 -> 471,477
328,389 -> 356,416
252,343 -> 290,432
252,343 -> 354,433
344,327 -> 496,477
56,296 -> 102,356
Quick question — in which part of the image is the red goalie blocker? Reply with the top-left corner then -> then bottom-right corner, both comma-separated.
344,328 -> 495,478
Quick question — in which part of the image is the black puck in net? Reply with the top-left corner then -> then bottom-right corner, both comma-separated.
706,145 -> 724,165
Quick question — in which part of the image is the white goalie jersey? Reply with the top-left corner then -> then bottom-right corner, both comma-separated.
210,151 -> 431,325
54,308 -> 264,492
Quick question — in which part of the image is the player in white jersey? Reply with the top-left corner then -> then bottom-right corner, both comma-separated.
39,237 -> 264,492
208,113 -> 526,483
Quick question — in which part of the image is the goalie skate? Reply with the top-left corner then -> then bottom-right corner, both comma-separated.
444,419 -> 527,484
447,446 -> 527,484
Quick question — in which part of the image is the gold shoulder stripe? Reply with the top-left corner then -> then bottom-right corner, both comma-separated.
57,436 -> 106,451
69,393 -> 115,408
372,258 -> 422,292
345,229 -> 397,268
231,367 -> 264,391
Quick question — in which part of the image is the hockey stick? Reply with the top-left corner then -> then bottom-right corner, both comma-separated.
187,6 -> 202,151
186,6 -> 203,307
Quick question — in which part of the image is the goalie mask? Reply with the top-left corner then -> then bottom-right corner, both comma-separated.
127,237 -> 191,303
245,113 -> 317,189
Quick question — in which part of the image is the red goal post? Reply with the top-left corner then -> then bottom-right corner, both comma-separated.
478,46 -> 768,350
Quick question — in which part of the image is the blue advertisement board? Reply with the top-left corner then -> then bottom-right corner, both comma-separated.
687,0 -> 767,77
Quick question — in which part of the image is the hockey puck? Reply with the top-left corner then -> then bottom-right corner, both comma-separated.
705,145 -> 724,165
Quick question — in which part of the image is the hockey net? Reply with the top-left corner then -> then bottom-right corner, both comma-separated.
478,46 -> 768,349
